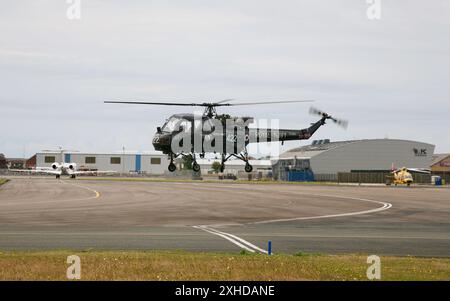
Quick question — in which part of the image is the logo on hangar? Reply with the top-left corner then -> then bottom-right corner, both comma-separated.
413,148 -> 428,157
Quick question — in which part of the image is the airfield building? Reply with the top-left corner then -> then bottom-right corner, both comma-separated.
430,153 -> 450,183
28,139 -> 437,181
0,154 -> 7,169
273,139 -> 435,182
197,158 -> 272,179
32,151 -> 273,177
36,152 -> 169,175
5,158 -> 27,170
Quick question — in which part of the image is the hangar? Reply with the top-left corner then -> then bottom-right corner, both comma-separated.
36,151 -> 169,175
431,153 -> 450,183
273,139 -> 435,181
197,158 -> 272,178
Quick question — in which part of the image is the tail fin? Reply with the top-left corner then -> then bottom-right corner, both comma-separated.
391,162 -> 396,172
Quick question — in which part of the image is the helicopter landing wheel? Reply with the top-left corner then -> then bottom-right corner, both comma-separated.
168,163 -> 176,172
244,163 -> 253,173
192,162 -> 200,172
71,175 -> 76,179
56,174 -> 60,179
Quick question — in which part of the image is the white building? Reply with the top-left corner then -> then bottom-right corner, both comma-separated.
35,152 -> 272,176
36,152 -> 169,175
196,158 -> 272,176
274,139 -> 435,180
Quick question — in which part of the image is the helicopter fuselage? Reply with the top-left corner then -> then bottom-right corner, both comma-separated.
152,113 -> 325,155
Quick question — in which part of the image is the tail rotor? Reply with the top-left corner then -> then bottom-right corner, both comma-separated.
309,106 -> 348,129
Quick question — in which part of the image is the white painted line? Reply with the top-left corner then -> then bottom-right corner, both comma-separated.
193,226 -> 257,253
193,193 -> 392,253
196,225 -> 268,254
0,180 -> 101,208
201,226 -> 268,254
249,194 -> 392,225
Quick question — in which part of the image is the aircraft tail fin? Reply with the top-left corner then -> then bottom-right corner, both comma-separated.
391,162 -> 399,173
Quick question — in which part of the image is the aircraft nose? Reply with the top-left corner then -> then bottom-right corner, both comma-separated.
153,133 -> 160,144
153,133 -> 170,145
152,133 -> 171,152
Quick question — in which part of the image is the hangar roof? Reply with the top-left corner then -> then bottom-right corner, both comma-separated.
281,140 -> 357,159
431,153 -> 450,166
281,139 -> 435,160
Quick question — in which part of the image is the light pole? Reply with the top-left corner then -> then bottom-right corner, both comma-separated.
122,146 -> 125,176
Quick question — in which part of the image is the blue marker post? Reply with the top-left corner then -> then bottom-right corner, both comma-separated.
268,241 -> 272,255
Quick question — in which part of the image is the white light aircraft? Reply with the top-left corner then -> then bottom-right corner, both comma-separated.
9,148 -> 115,179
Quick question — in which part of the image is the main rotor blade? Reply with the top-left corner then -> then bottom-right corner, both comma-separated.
229,100 -> 314,106
105,100 -> 313,107
216,98 -> 235,104
104,101 -> 206,106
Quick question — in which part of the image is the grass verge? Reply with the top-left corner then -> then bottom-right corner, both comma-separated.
0,250 -> 449,280
0,178 -> 9,187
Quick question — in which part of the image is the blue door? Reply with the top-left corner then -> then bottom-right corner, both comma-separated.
135,154 -> 141,172
287,171 -> 314,182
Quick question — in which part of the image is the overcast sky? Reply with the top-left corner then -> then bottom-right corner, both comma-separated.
1,0 -> 449,158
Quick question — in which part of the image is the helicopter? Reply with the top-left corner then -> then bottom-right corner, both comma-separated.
104,100 -> 348,173
387,164 -> 430,186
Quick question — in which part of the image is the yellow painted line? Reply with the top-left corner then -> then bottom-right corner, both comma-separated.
62,181 -> 101,200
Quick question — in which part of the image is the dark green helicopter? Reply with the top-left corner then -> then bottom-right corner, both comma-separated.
104,100 -> 348,173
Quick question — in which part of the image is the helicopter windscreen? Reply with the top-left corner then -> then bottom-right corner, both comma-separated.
161,116 -> 191,133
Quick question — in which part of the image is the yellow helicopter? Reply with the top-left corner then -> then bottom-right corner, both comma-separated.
386,164 -> 430,186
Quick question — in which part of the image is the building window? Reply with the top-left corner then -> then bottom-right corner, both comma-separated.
44,156 -> 56,163
110,157 -> 121,164
150,157 -> 161,165
85,157 -> 96,164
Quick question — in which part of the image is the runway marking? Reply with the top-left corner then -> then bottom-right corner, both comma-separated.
249,194 -> 392,225
193,193 -> 392,253
0,231 -> 447,240
193,225 -> 268,254
62,181 -> 101,199
0,180 -> 101,208
230,234 -> 450,240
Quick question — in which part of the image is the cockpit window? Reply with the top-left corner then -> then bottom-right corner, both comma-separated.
162,117 -> 178,132
162,117 -> 191,132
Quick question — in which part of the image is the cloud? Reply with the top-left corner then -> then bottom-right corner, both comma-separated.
0,0 -> 449,157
